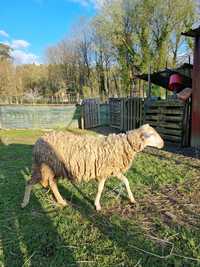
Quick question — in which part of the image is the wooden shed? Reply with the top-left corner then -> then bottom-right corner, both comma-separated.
182,26 -> 200,147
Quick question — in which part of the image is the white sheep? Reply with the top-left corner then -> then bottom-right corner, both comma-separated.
21,124 -> 164,210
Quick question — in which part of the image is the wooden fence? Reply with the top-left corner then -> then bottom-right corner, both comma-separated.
144,99 -> 191,146
0,104 -> 80,129
80,98 -> 100,129
2,96 -> 191,146
109,97 -> 191,146
109,97 -> 144,131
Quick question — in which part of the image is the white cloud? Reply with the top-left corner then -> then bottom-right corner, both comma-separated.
0,30 -> 9,38
71,0 -> 89,6
1,41 -> 10,46
11,39 -> 30,49
2,39 -> 30,49
1,32 -> 40,64
70,0 -> 105,8
11,50 -> 40,65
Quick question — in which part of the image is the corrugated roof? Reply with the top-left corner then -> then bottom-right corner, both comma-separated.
182,25 -> 200,37
137,63 -> 193,90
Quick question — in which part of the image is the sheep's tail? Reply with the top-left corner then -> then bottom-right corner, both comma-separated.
28,163 -> 42,185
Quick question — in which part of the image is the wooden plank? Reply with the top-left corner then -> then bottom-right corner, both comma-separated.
162,115 -> 183,122
147,100 -> 184,107
162,109 -> 184,115
123,99 -> 126,131
127,99 -> 130,131
129,99 -> 131,130
182,100 -> 191,146
109,98 -> 122,129
140,99 -> 144,126
146,109 -> 160,115
140,98 -> 144,125
156,127 -> 182,136
82,98 -> 100,129
145,114 -> 183,122
160,134 -> 182,142
137,98 -> 140,127
133,98 -> 136,129
118,100 -> 124,129
131,99 -> 132,130
145,121 -> 182,129
145,115 -> 159,121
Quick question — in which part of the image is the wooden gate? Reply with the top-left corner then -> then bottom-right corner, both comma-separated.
109,98 -> 122,129
80,98 -> 100,129
122,97 -> 144,131
109,97 -> 144,131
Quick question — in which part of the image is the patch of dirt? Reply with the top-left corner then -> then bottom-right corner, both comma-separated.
164,145 -> 200,160
106,175 -> 200,232
105,149 -> 200,232
144,147 -> 200,171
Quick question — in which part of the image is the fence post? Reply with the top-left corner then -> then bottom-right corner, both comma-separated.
148,65 -> 152,98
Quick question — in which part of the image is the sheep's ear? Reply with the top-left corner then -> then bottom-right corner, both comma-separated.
140,124 -> 150,130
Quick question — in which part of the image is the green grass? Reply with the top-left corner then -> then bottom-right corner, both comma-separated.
0,129 -> 200,267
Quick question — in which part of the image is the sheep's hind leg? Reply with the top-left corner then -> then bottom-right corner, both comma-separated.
21,164 -> 41,208
40,164 -> 66,206
21,184 -> 33,208
40,163 -> 50,188
116,174 -> 136,204
95,178 -> 106,211
49,176 -> 67,207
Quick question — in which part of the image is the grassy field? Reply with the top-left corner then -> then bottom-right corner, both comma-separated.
0,129 -> 200,267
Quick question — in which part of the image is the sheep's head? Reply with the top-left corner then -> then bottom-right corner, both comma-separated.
127,124 -> 164,151
138,124 -> 164,149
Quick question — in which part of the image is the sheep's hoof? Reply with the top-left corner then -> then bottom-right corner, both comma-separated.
130,198 -> 137,204
21,202 -> 28,208
95,204 -> 101,211
58,199 -> 67,207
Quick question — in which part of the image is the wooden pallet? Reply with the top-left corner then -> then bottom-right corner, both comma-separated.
109,98 -> 122,129
81,98 -> 100,129
109,97 -> 144,131
144,99 -> 191,146
121,97 -> 144,131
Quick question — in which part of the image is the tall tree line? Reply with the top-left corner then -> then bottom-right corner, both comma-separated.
0,0 -> 197,99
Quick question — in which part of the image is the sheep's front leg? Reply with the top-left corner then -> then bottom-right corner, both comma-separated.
95,178 -> 106,211
49,176 -> 67,207
116,174 -> 136,204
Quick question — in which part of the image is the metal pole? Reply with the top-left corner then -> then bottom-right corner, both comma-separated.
148,65 -> 151,98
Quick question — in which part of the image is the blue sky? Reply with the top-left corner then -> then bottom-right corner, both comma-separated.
0,0 -> 99,64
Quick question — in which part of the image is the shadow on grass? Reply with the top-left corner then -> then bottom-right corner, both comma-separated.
0,144 -> 79,267
59,183 -> 173,266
